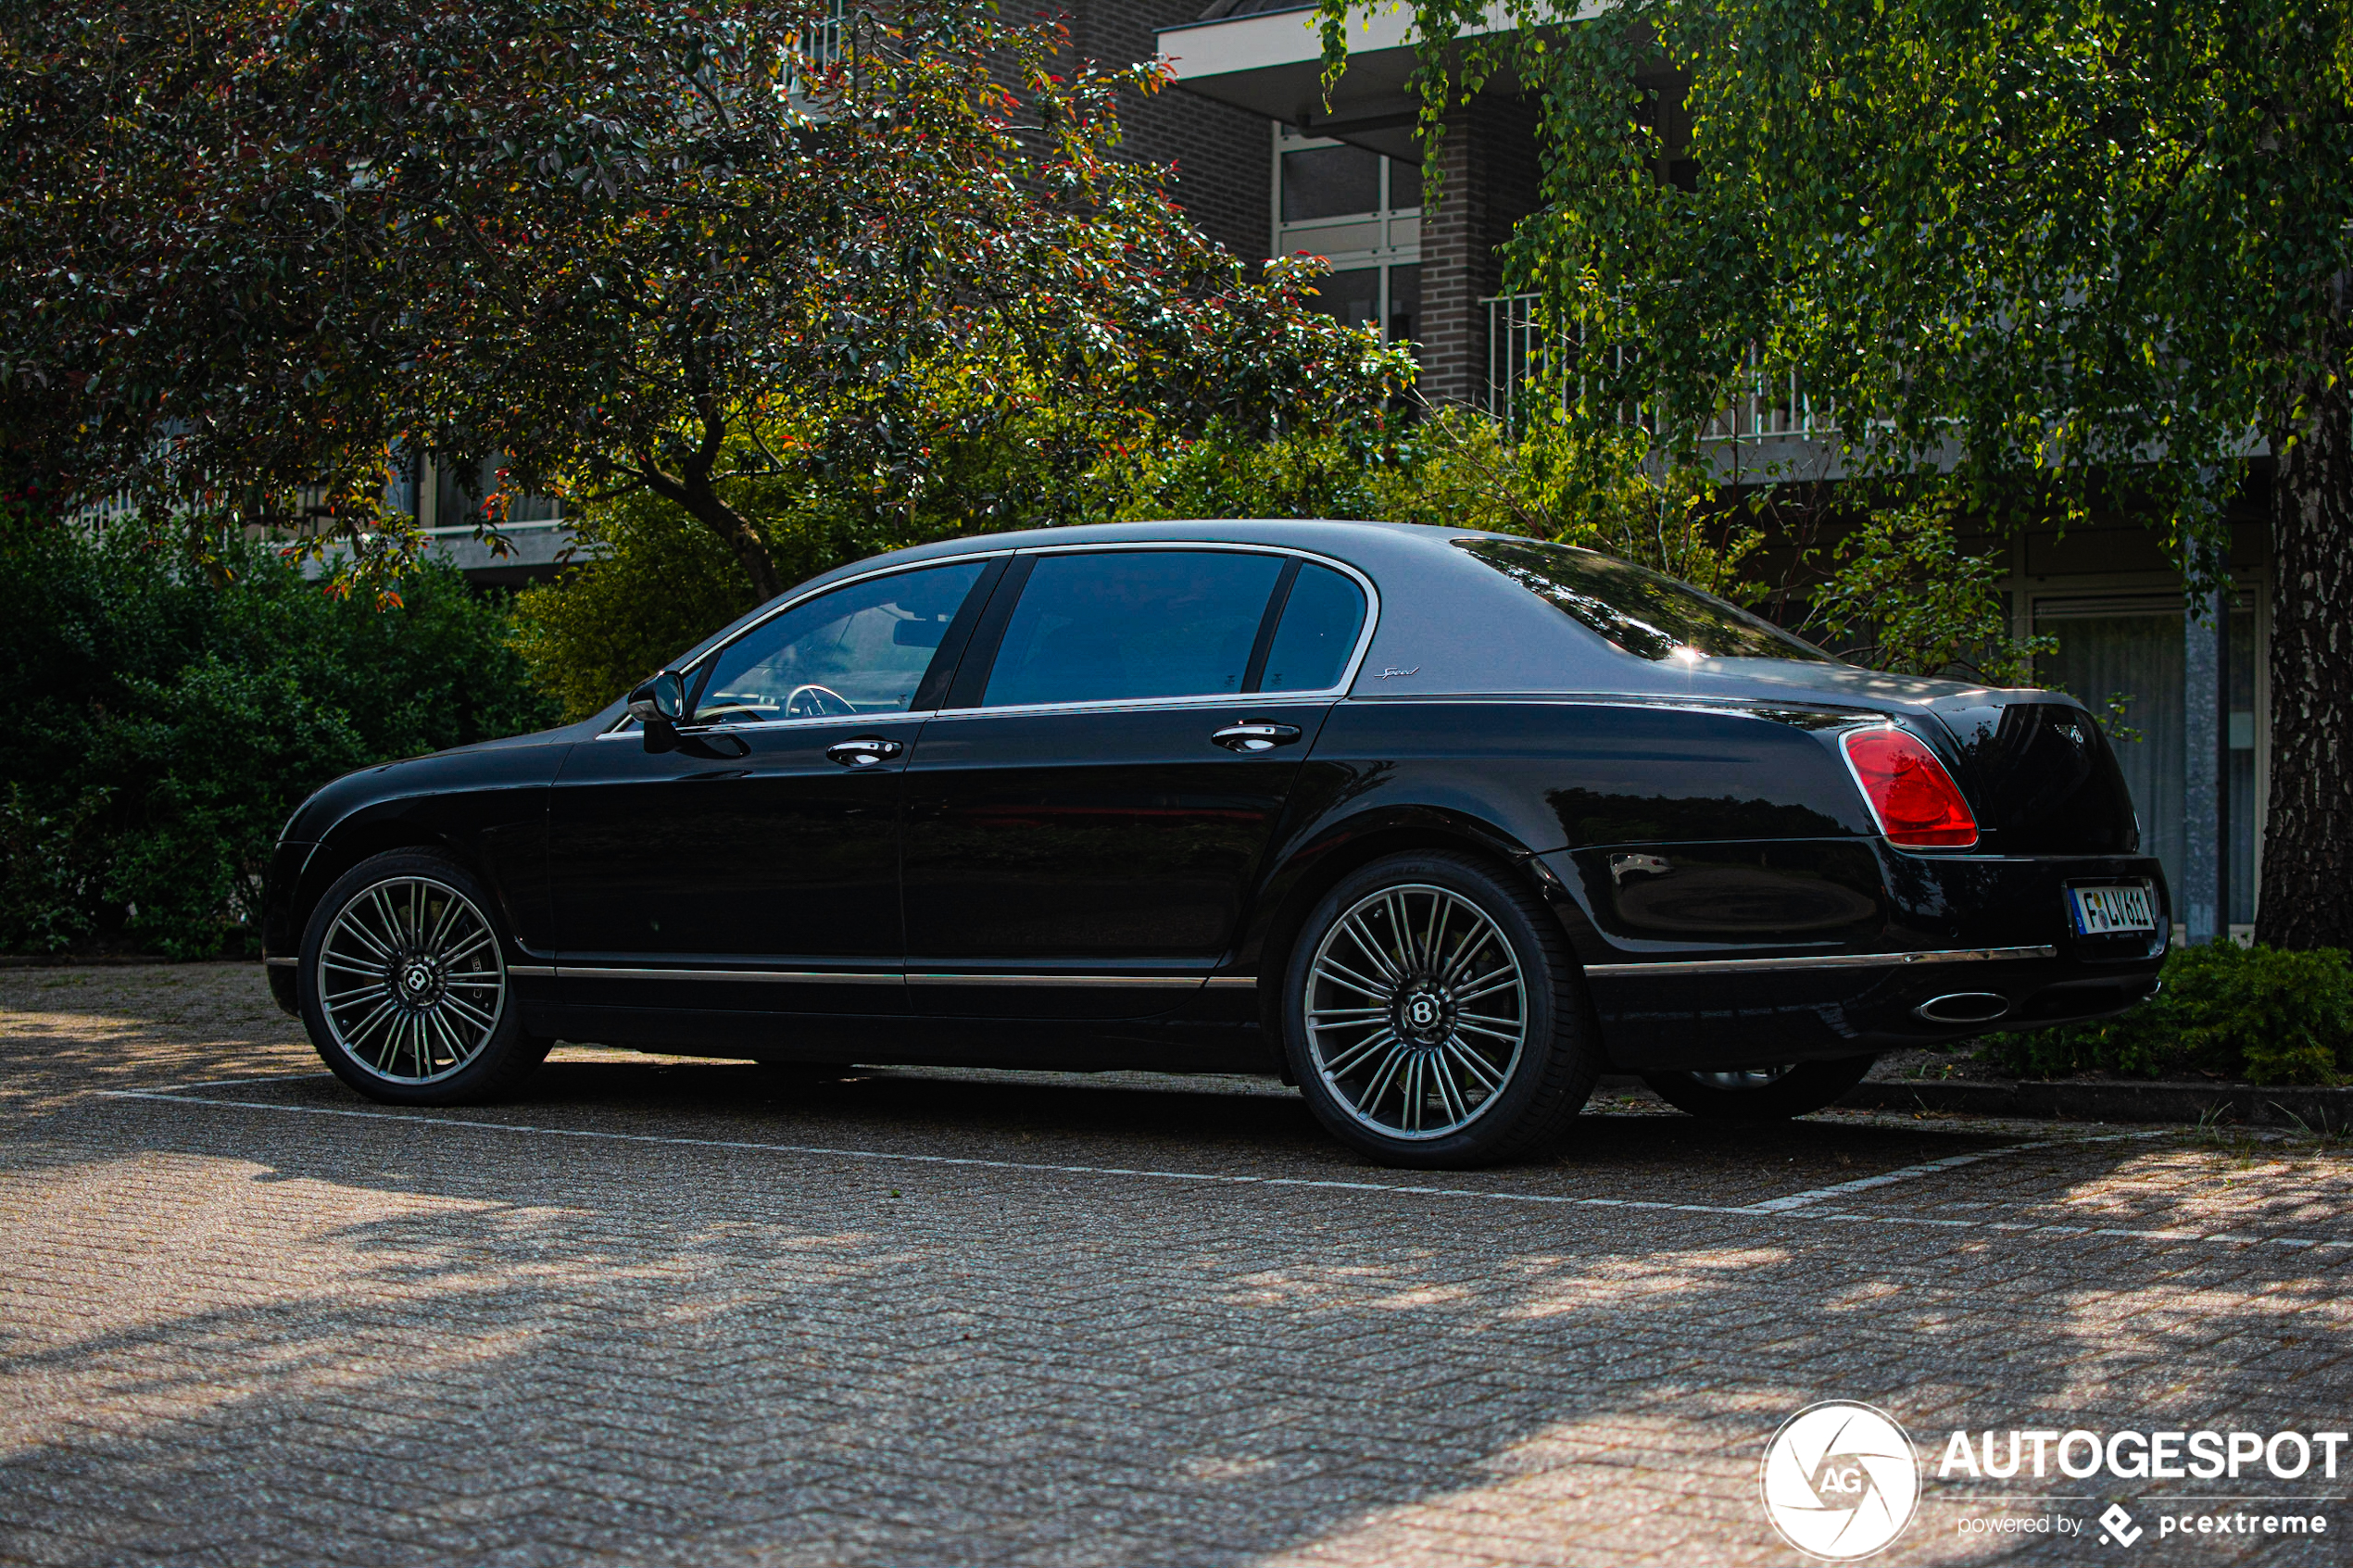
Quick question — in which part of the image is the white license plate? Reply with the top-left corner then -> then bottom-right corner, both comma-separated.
2070,883 -> 2157,936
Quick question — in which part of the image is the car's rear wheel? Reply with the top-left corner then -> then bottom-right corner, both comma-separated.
298,848 -> 553,1105
1640,1057 -> 1875,1122
1281,850 -> 1600,1169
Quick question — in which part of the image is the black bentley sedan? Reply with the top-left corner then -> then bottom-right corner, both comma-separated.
263,521 -> 2167,1167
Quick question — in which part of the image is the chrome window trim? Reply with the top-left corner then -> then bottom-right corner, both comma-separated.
597,541 -> 1380,735
917,691 -> 1334,724
952,540 -> 1379,713
1584,944 -> 2057,978
597,709 -> 929,740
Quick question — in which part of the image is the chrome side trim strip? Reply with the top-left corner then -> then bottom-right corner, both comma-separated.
540,965 -> 1234,988
507,964 -> 559,978
1584,945 -> 2057,978
905,972 -> 1203,989
558,966 -> 902,985
263,957 -> 298,969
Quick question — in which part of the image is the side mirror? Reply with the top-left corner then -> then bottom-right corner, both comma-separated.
627,671 -> 686,726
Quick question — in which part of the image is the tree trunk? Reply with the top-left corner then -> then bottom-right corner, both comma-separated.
2257,349 -> 2353,950
687,488 -> 787,604
636,464 -> 786,602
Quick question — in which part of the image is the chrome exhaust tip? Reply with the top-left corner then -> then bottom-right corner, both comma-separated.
1914,991 -> 2010,1025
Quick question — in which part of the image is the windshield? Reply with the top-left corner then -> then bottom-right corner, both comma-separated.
1453,537 -> 1835,664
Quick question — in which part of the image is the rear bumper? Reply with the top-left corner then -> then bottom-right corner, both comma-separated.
1537,845 -> 2168,1072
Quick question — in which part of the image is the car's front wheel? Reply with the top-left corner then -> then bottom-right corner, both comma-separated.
298,848 -> 553,1105
1640,1057 -> 1875,1122
1281,850 -> 1601,1169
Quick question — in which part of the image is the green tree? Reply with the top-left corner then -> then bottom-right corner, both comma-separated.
510,490 -> 760,722
2,0 -> 1409,597
1321,0 -> 2353,947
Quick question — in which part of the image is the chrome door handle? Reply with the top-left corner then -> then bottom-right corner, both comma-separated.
1212,721 -> 1302,753
825,737 -> 905,767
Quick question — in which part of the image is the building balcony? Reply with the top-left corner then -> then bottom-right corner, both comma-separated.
1485,292 -> 1837,447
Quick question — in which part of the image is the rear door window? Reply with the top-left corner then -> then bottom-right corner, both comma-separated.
981,550 -> 1286,707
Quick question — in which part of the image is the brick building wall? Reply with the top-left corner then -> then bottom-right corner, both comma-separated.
1415,93 -> 1541,409
1060,0 -> 1275,267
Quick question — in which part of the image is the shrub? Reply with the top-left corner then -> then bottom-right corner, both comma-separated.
0,511 -> 556,958
1979,941 -> 2353,1085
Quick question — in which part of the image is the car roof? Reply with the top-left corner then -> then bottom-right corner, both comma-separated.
596,518 -> 1980,727
669,519 -> 1606,696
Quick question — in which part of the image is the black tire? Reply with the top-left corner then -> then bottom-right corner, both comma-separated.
298,847 -> 553,1105
1640,1056 -> 1876,1123
1280,849 -> 1601,1169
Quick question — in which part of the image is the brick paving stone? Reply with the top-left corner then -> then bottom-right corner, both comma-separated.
5,962 -> 2352,1565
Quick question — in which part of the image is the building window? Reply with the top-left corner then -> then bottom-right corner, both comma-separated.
416,455 -> 563,531
1281,144 -> 1382,222
1273,126 -> 1421,349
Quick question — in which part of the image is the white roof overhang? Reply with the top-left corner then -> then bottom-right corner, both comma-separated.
1152,3 -> 1551,161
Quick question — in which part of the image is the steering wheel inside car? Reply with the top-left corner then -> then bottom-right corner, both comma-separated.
783,684 -> 857,719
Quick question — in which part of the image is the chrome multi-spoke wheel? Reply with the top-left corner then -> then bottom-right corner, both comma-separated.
1303,883 -> 1529,1141
315,875 -> 507,1085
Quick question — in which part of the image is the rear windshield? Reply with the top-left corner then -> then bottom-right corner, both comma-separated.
1453,537 -> 1835,663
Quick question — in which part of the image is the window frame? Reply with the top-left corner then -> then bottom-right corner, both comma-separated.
598,543 -> 1382,737
1271,124 -> 1423,351
598,555 -> 1012,737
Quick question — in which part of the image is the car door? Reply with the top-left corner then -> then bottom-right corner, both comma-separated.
547,557 -> 1000,1015
900,546 -> 1373,1019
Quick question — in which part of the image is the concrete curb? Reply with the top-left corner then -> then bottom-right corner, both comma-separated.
1843,1077 -> 2353,1129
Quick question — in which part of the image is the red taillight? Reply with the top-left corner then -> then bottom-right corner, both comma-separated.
1840,726 -> 1978,847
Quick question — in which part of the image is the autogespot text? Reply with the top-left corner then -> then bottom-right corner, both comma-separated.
1938,1428 -> 2349,1481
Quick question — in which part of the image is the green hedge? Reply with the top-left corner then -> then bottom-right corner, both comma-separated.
1979,941 -> 2353,1085
0,513 -> 556,959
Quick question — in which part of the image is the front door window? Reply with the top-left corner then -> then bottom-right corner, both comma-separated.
695,562 -> 987,723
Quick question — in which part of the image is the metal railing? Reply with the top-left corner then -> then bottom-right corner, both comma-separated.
788,0 -> 855,105
1483,293 -> 1836,443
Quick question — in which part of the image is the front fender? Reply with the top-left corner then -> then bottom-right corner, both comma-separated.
269,739 -> 575,964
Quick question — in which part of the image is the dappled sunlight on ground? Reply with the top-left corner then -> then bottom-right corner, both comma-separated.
3,963 -> 2347,1564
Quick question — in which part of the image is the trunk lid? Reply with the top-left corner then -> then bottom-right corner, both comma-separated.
1919,690 -> 2140,854
1680,662 -> 2141,854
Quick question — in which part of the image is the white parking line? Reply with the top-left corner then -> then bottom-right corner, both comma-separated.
92,1089 -> 2353,1253
128,1072 -> 338,1092
1746,1131 -> 2163,1212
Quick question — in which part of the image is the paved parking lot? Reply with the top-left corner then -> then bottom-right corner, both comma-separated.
3,962 -> 2349,1566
